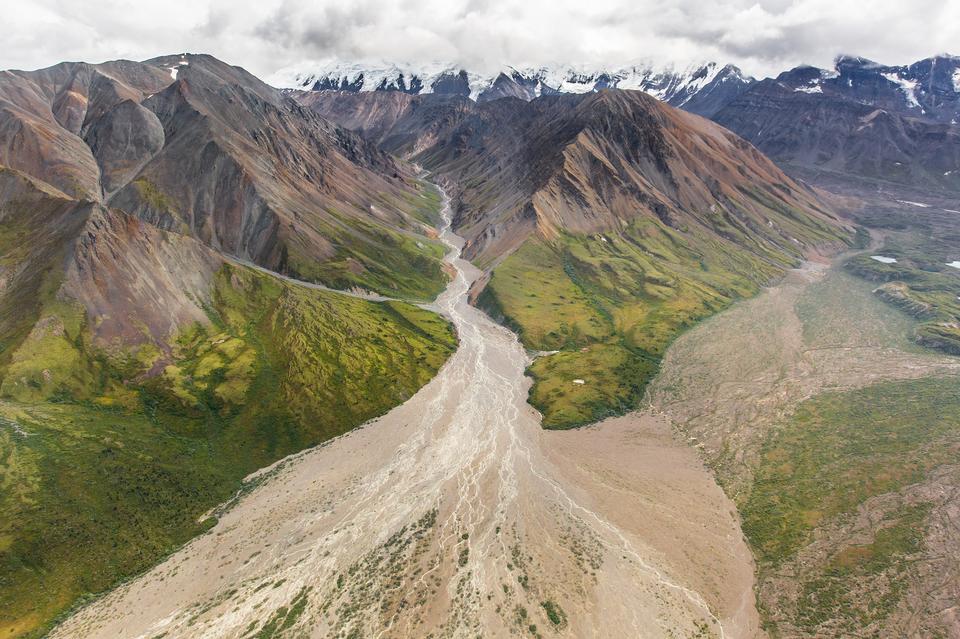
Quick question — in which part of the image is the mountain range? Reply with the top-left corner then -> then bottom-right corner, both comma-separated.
296,86 -> 850,426
271,60 -> 755,117
282,54 -> 960,192
2,46 -> 958,639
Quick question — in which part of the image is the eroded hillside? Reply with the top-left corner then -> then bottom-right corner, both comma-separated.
0,54 -> 458,637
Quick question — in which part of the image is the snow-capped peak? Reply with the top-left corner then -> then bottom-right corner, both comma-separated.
271,59 -> 755,117
269,60 -> 492,100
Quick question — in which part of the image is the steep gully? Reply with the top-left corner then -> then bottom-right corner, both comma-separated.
52,187 -> 759,638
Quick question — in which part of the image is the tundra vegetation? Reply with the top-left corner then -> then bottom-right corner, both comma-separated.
0,260 -> 455,637
481,209 -> 841,428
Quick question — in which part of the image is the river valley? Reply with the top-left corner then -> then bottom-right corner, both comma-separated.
52,193 -> 760,639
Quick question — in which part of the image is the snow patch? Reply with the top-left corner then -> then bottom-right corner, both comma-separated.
870,255 -> 898,264
881,72 -> 921,108
953,68 -> 960,93
946,261 -> 960,270
268,60 -> 489,99
896,199 -> 931,208
572,379 -> 586,385
168,57 -> 189,81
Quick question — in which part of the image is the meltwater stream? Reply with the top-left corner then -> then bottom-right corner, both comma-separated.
53,190 -> 733,639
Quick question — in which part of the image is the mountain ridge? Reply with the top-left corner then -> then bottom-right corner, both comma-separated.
272,59 -> 755,117
713,54 -> 960,193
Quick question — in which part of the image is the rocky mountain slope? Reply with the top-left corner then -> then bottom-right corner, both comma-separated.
713,55 -> 960,192
302,87 -> 852,426
273,60 -> 755,117
0,54 -> 457,638
0,54 -> 449,298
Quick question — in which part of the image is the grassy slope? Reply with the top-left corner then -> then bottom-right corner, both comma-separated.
130,176 -> 450,302
0,181 -> 89,375
284,183 -> 449,302
741,376 -> 960,633
479,217 -> 796,428
0,263 -> 456,638
287,208 -> 448,301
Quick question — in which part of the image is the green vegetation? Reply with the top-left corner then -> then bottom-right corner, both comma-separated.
795,503 -> 931,633
845,233 -> 960,355
742,376 -> 959,565
480,218 -> 798,428
740,376 -> 960,632
0,182 -> 89,374
540,600 -> 567,628
0,263 -> 456,638
284,181 -> 449,301
392,180 -> 445,226
248,586 -> 312,638
131,178 -> 189,234
286,209 -> 448,302
328,509 -> 439,636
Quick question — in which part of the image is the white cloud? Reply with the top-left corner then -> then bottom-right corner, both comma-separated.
3,0 -> 960,79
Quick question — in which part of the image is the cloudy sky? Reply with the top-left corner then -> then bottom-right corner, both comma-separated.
6,0 -> 960,79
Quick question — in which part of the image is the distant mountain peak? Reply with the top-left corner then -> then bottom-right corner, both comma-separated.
270,60 -> 756,117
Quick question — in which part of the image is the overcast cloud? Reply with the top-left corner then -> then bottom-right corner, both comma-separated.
5,0 -> 960,79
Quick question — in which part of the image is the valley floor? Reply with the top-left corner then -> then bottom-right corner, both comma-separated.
52,196 -> 758,639
649,253 -> 960,637
52,208 -> 960,638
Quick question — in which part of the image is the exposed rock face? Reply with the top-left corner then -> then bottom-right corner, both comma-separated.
102,55 -> 436,282
62,206 -> 223,348
0,60 -> 171,198
2,54 -> 445,290
85,99 -> 165,195
0,53 -> 450,363
824,55 -> 960,123
294,90 -> 475,156
714,55 -> 960,192
0,165 -> 221,357
450,91 -> 843,263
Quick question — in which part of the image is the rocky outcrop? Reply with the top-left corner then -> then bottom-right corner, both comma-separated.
872,282 -> 937,319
